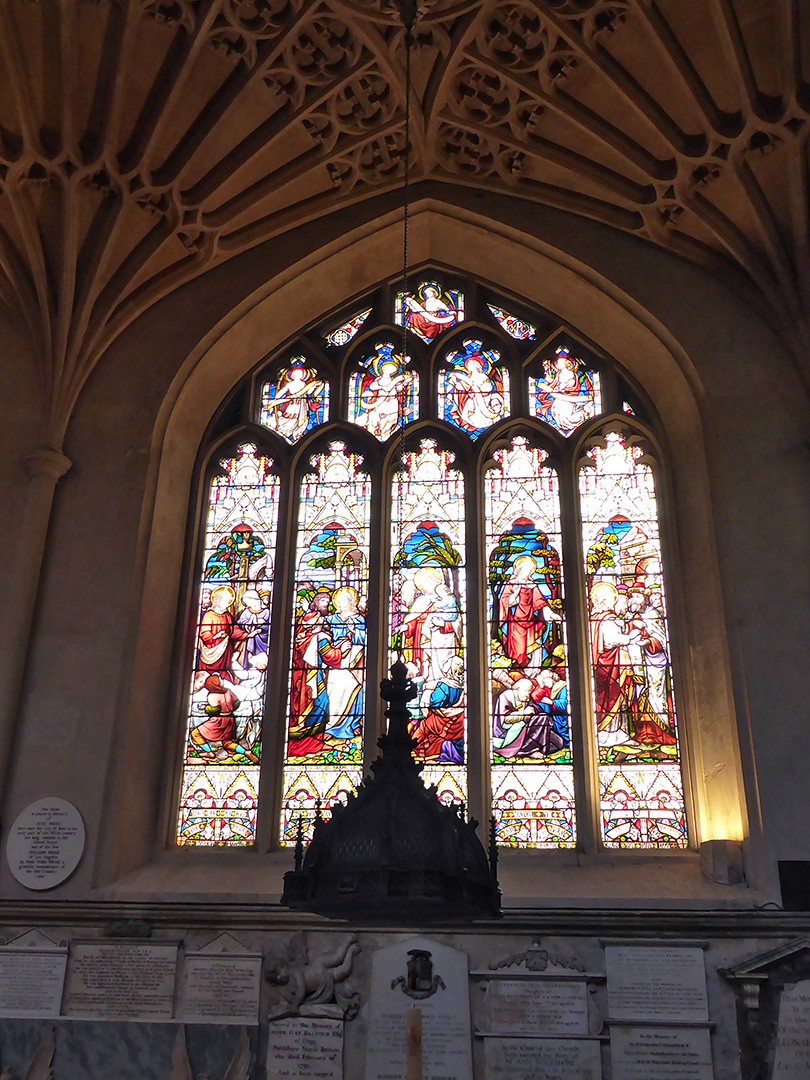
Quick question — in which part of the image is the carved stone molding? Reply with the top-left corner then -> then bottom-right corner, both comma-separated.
0,0 -> 808,438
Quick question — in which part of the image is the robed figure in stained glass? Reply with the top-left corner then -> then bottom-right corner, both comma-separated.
178,444 -> 279,845
349,343 -> 416,441
490,521 -> 563,673
531,347 -> 598,435
441,339 -> 507,438
288,572 -> 366,752
398,282 -> 461,342
392,523 -> 465,766
261,364 -> 326,442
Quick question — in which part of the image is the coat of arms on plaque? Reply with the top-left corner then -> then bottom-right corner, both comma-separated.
391,949 -> 446,999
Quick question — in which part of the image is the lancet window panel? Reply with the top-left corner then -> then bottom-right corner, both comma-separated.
579,432 -> 687,849
172,273 -> 690,854
281,442 -> 372,845
176,443 -> 279,847
391,439 -> 469,805
485,438 -> 575,849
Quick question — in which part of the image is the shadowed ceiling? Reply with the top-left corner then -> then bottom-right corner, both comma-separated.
1,0 -> 808,439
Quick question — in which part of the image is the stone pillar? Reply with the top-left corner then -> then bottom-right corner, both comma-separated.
0,444 -> 71,809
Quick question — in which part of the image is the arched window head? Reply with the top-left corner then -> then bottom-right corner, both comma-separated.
172,273 -> 689,854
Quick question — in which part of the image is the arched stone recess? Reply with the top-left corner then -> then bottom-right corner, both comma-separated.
94,202 -> 753,899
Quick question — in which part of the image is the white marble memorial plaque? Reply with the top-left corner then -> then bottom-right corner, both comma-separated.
0,930 -> 67,1018
66,942 -> 177,1021
485,979 -> 589,1035
606,946 -> 708,1021
610,1026 -> 713,1079
6,798 -> 85,890
179,933 -> 261,1024
485,1037 -> 601,1080
267,1017 -> 343,1080
773,980 -> 810,1076
364,936 -> 473,1080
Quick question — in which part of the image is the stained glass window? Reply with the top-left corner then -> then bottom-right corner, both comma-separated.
324,308 -> 372,347
260,359 -> 327,442
177,275 -> 691,857
348,342 -> 418,440
580,432 -> 686,849
485,439 -> 574,848
529,346 -> 601,435
438,339 -> 509,438
395,281 -> 463,343
488,304 -> 536,340
177,443 -> 278,846
281,442 -> 371,843
390,441 -> 467,805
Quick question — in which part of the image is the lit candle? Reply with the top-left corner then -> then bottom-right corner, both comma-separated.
406,1006 -> 422,1080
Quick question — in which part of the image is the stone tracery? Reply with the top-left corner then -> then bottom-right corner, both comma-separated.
0,0 -> 808,443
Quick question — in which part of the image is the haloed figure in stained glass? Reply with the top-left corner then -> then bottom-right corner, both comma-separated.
288,584 -> 366,752
287,514 -> 368,758
441,340 -> 507,438
190,578 -> 267,766
261,363 -> 326,442
350,342 -> 416,441
490,525 -> 566,759
589,579 -> 675,754
532,347 -> 599,435
393,528 -> 465,766
400,282 -> 460,342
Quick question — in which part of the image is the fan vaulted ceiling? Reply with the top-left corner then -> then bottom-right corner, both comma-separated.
1,0 -> 808,438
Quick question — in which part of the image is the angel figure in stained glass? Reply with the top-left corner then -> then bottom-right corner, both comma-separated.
400,282 -> 459,342
533,347 -> 598,435
262,364 -> 326,442
352,343 -> 414,440
443,340 -> 506,436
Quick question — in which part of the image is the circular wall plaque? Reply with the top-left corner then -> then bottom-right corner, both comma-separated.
6,798 -> 85,890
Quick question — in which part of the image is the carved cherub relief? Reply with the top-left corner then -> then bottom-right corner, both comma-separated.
266,931 -> 361,1020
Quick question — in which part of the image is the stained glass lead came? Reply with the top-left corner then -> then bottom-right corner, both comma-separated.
324,308 -> 372,347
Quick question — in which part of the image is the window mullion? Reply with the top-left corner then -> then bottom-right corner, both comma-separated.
465,454 -> 488,838
365,451 -> 387,774
257,455 -> 296,851
559,450 -> 600,855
